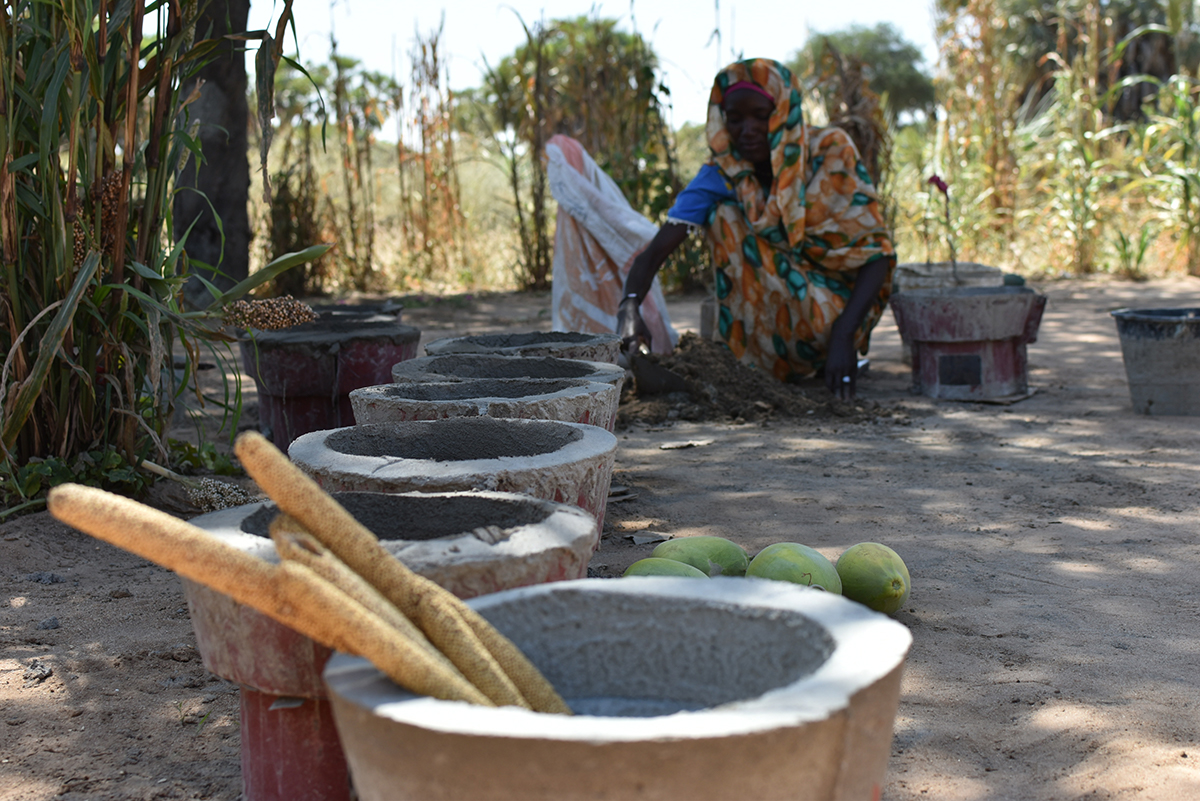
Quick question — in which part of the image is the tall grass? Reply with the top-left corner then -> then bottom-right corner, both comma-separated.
257,24 -> 475,296
887,0 -> 1198,278
1,0 -> 213,470
0,0 -> 322,511
1130,74 -> 1200,273
256,7 -> 1200,298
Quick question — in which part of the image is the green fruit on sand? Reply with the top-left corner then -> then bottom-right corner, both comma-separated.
651,536 -> 749,577
745,543 -> 842,593
836,542 -> 911,615
623,557 -> 709,578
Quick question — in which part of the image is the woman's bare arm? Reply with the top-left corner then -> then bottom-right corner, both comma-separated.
825,255 -> 894,400
616,222 -> 690,351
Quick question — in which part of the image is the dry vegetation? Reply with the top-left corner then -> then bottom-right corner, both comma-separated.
251,3 -> 1200,307
4,1 -> 1200,504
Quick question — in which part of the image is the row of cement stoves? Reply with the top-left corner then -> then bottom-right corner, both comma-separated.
188,328 -> 911,801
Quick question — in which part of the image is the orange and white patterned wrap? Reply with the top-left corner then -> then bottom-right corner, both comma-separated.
705,59 -> 895,381
546,134 -> 679,354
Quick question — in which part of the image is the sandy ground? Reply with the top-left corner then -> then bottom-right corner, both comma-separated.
2,276 -> 1200,800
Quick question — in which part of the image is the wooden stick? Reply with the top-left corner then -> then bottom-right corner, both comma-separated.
47,483 -> 281,611
238,432 -> 531,708
435,583 -> 574,716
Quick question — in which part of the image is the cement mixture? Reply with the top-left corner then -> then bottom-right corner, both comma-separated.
325,418 -> 583,461
2,277 -> 1200,800
238,492 -> 554,542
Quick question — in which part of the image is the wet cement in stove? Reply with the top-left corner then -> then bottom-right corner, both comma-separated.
482,591 -> 835,714
412,354 -> 595,380
326,418 -> 583,461
245,316 -> 419,347
451,331 -> 599,348
381,378 -> 580,401
240,491 -> 553,541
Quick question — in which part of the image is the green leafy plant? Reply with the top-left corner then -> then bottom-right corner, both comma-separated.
168,439 -> 242,477
0,445 -> 151,521
2,0 -> 194,469
1111,226 -> 1155,279
194,710 -> 214,736
170,698 -> 214,735
1129,74 -> 1200,275
266,61 -> 333,297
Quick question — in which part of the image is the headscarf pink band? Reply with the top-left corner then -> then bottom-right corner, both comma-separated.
724,80 -> 775,105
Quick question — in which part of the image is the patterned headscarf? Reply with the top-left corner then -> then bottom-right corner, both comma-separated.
706,58 -> 809,250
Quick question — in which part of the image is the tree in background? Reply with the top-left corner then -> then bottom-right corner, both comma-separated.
259,23 -> 465,293
266,61 -> 334,297
174,0 -> 252,310
935,0 -> 1028,260
671,122 -> 710,184
541,17 -> 678,218
462,20 -> 552,290
788,23 -> 937,124
464,14 -> 683,290
330,48 -> 392,291
403,26 -> 467,283
977,0 -> 1196,123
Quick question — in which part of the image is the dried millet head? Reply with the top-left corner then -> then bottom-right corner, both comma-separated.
187,478 -> 262,513
72,221 -> 88,268
224,296 -> 319,331
97,172 -> 122,257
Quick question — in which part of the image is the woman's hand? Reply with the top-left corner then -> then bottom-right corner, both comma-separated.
824,325 -> 858,401
617,297 -> 652,353
823,256 -> 893,400
618,223 -> 689,353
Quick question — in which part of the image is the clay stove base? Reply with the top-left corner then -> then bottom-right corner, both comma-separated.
240,316 -> 420,449
890,286 -> 1047,401
350,378 -> 619,432
288,419 -> 617,533
239,689 -> 350,801
908,338 -> 1035,401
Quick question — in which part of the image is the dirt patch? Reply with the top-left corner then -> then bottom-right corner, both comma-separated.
4,280 -> 1200,801
0,511 -> 242,801
618,332 -> 907,427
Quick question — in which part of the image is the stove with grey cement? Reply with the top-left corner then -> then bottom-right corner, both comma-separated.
325,577 -> 912,801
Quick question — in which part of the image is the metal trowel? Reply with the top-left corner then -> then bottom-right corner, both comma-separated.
629,345 -> 689,395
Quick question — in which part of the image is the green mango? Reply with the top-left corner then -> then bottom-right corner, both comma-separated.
836,543 -> 911,615
746,543 -> 842,593
652,536 -> 749,577
623,557 -> 709,578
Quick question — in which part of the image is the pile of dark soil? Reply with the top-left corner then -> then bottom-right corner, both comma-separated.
617,333 -> 902,427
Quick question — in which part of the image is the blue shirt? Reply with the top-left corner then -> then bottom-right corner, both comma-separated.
666,164 -> 736,227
